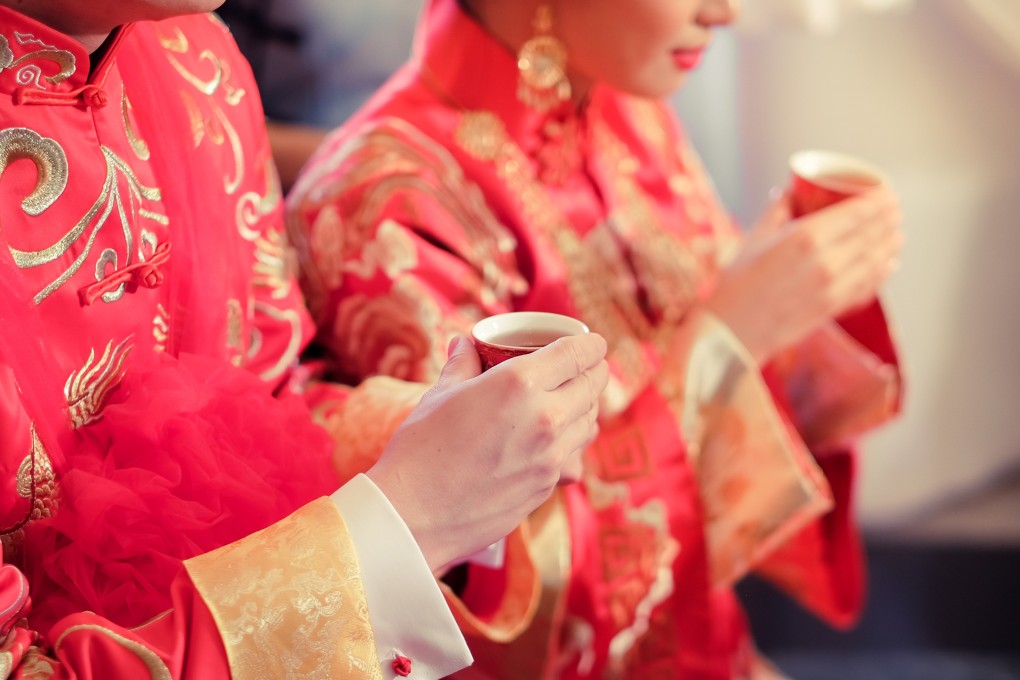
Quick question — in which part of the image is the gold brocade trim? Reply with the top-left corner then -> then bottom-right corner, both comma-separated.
0,32 -> 76,91
185,498 -> 383,680
65,338 -> 133,428
454,111 -> 660,397
54,625 -> 171,680
451,492 -> 572,680
0,127 -> 68,216
6,144 -> 167,304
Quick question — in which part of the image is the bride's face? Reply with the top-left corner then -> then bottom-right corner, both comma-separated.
554,0 -> 740,99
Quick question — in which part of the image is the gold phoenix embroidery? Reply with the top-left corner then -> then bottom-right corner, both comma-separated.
0,32 -> 76,91
65,338 -> 133,428
5,144 -> 168,304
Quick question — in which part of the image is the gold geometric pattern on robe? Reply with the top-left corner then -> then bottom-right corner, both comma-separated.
185,498 -> 383,680
64,337 -> 133,428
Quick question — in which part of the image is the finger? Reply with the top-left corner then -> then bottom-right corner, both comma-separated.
797,188 -> 898,247
432,335 -> 482,390
750,190 -> 792,235
555,408 -> 599,485
516,332 -> 608,390
549,359 -> 609,425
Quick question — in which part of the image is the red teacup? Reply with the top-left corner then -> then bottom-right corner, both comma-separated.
789,150 -> 889,218
471,312 -> 589,371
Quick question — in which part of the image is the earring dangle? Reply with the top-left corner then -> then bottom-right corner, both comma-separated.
516,5 -> 571,113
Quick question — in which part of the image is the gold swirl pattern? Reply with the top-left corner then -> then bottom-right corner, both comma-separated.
64,338 -> 133,428
7,146 -> 167,304
235,160 -> 281,241
0,127 -> 68,216
0,32 -> 76,90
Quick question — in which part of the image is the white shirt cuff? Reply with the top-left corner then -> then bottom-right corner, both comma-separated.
331,474 -> 473,679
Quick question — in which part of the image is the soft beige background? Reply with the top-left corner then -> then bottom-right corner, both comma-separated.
676,0 -> 1020,538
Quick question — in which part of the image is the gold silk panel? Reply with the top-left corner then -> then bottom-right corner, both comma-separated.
184,498 -> 383,680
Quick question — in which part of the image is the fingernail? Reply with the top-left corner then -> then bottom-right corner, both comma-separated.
448,336 -> 464,357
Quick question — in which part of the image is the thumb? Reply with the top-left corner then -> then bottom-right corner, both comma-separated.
435,335 -> 482,388
750,187 -> 792,236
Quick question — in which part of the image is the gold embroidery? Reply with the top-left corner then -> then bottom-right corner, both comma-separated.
301,117 -> 526,309
179,90 -> 243,194
54,625 -> 172,680
121,92 -> 151,160
252,302 -> 302,382
7,145 -> 167,304
253,230 -> 293,300
65,338 -> 133,428
455,111 -> 655,396
226,298 -> 244,366
0,32 -> 76,91
185,499 -> 383,680
159,24 -> 244,105
2,427 -> 58,561
16,648 -> 58,678
236,160 -> 282,240
0,127 -> 68,216
152,303 -> 169,352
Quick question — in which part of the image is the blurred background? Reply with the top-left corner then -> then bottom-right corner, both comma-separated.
220,0 -> 1020,675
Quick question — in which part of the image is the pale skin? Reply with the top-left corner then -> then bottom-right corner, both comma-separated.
4,0 -> 611,572
463,0 -> 904,365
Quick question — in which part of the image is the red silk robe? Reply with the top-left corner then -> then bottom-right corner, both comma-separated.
288,0 -> 903,677
0,8 -> 384,678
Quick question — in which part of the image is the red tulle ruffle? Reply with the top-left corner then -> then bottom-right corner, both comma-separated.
22,352 -> 338,632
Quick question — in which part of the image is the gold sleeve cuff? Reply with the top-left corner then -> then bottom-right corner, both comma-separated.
768,321 -> 901,450
660,311 -> 834,588
184,498 -> 382,680
441,523 -> 541,644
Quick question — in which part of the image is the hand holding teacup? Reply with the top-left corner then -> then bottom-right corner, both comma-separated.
704,149 -> 903,363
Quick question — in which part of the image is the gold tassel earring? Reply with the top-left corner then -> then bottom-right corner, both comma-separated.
516,4 -> 571,113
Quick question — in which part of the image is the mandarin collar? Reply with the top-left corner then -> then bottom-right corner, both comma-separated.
0,5 -> 134,104
415,0 -> 598,168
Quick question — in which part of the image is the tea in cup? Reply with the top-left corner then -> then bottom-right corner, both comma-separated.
471,311 -> 589,371
789,149 -> 889,218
